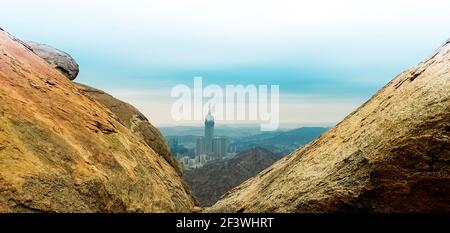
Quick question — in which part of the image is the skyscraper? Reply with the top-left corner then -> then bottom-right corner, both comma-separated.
194,107 -> 227,163
212,136 -> 227,158
204,107 -> 214,155
196,137 -> 205,156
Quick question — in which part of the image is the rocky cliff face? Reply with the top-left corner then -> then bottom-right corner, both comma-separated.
0,30 -> 195,212
22,41 -> 180,174
184,147 -> 278,207
208,40 -> 450,213
73,83 -> 182,175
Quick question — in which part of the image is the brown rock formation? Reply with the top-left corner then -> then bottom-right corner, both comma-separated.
24,39 -> 180,173
184,147 -> 278,207
73,83 -> 182,174
207,40 -> 450,213
0,30 -> 195,212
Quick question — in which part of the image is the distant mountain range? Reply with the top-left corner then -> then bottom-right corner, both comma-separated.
160,125 -> 263,138
184,147 -> 278,207
163,126 -> 330,156
230,127 -> 330,155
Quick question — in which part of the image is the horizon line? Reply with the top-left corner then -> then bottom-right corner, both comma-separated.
156,122 -> 335,128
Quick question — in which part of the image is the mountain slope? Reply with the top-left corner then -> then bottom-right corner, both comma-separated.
23,40 -> 181,174
184,148 -> 278,207
74,83 -> 181,174
207,40 -> 450,213
0,30 -> 195,212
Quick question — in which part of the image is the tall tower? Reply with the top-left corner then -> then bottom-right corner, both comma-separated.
204,107 -> 215,156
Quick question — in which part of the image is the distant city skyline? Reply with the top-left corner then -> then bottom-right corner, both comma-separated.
2,0 -> 449,126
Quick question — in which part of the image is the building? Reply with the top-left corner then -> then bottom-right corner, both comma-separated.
191,108 -> 229,166
180,156 -> 190,167
168,137 -> 179,153
196,137 -> 205,156
212,136 -> 227,158
168,137 -> 178,148
204,108 -> 215,155
197,154 -> 208,165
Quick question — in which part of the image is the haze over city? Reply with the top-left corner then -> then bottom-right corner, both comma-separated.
2,0 -> 449,127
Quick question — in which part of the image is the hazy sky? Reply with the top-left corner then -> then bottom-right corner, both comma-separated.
2,0 -> 449,127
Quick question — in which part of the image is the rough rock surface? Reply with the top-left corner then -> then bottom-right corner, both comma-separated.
207,40 -> 450,213
25,41 -> 79,80
0,30 -> 195,212
74,83 -> 182,174
184,147 -> 278,207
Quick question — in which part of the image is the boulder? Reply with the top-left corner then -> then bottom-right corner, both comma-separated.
25,41 -> 79,80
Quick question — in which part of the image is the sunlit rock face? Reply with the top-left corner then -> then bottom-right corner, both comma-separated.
208,39 -> 450,213
0,30 -> 195,212
74,82 -> 182,175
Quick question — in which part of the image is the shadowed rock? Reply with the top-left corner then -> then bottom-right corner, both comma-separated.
25,41 -> 79,80
74,82 -> 182,174
184,147 -> 278,207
